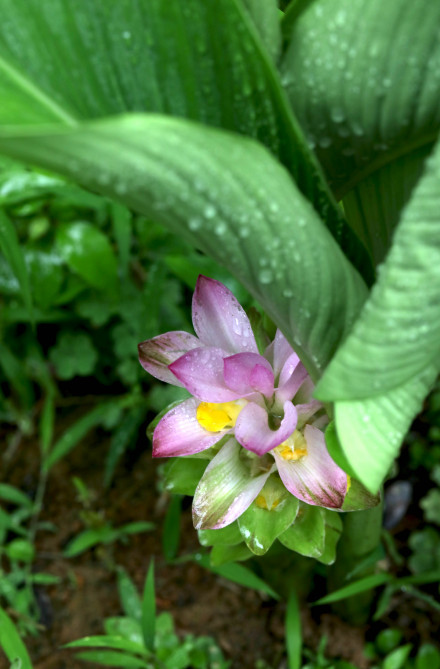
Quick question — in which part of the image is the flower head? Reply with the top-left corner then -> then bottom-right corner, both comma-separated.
139,276 -> 348,529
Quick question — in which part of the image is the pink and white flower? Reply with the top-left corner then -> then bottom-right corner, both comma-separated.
139,276 -> 348,529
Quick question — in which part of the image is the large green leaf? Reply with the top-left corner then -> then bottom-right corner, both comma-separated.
0,0 -> 369,276
313,137 -> 440,489
317,137 -> 440,399
241,0 -> 282,63
333,364 -> 438,493
281,0 -> 440,263
0,115 -> 366,379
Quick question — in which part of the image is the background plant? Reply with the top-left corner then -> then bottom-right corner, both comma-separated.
0,0 -> 439,667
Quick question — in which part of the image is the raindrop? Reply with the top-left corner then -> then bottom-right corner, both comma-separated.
115,182 -> 127,195
204,204 -> 216,219
352,121 -> 364,137
283,288 -> 294,298
97,173 -> 111,186
122,30 -> 131,40
214,222 -> 226,236
188,218 -> 202,231
318,136 -> 332,149
259,269 -> 273,284
330,107 -> 345,123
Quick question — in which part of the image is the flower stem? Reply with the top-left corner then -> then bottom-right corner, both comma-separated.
327,500 -> 384,624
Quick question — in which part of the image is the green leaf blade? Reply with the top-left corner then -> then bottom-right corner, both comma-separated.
0,208 -> 33,323
317,137 -> 440,401
0,607 -> 33,669
141,560 -> 156,652
0,115 -> 367,380
0,0 -> 369,276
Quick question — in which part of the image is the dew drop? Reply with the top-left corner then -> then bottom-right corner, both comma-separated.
259,269 -> 273,284
115,182 -> 127,195
97,173 -> 111,186
330,107 -> 345,123
214,222 -> 226,236
188,218 -> 202,231
204,204 -> 217,219
318,136 -> 332,149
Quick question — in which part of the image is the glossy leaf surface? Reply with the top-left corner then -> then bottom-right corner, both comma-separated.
281,0 -> 440,262
0,116 -> 367,380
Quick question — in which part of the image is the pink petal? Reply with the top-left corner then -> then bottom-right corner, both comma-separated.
280,356 -> 308,397
296,400 -> 323,427
192,438 -> 273,529
274,425 -> 347,509
264,329 -> 295,379
223,353 -> 274,397
153,398 -> 227,457
138,331 -> 200,386
192,276 -> 257,354
169,347 -> 242,402
235,400 -> 298,456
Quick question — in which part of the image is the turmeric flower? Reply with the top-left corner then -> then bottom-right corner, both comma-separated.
139,276 -> 347,529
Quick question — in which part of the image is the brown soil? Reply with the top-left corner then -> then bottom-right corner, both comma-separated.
1,408 -> 438,669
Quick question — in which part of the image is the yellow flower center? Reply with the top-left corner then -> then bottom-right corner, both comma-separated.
274,429 -> 308,461
196,400 -> 247,433
255,494 -> 281,511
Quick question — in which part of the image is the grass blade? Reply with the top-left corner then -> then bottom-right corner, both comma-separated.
141,559 -> 156,652
285,591 -> 302,669
0,208 -> 33,324
162,495 -> 182,562
313,573 -> 392,606
0,607 -> 32,669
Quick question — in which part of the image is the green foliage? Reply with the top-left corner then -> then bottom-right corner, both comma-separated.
66,565 -> 230,668
63,521 -> 154,558
0,0 -> 438,494
0,481 -> 56,637
49,331 -> 98,379
0,607 -> 33,669
0,3 -> 439,665
408,528 -> 440,574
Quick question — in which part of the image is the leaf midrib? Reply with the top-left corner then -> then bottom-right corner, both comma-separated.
0,54 -> 77,126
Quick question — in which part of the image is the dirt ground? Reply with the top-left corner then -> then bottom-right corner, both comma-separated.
1,406 -> 439,669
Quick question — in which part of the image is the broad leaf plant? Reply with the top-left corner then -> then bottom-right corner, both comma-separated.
0,0 -> 439,565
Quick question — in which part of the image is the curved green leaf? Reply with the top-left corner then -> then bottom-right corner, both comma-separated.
313,572 -> 392,606
241,0 -> 281,63
317,137 -> 440,400
0,0 -> 369,277
334,362 -> 438,492
64,635 -> 147,656
0,607 -> 32,669
237,477 -> 299,555
278,504 -> 325,558
0,115 -> 367,379
281,0 -> 440,262
0,208 -> 33,322
56,221 -> 118,292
